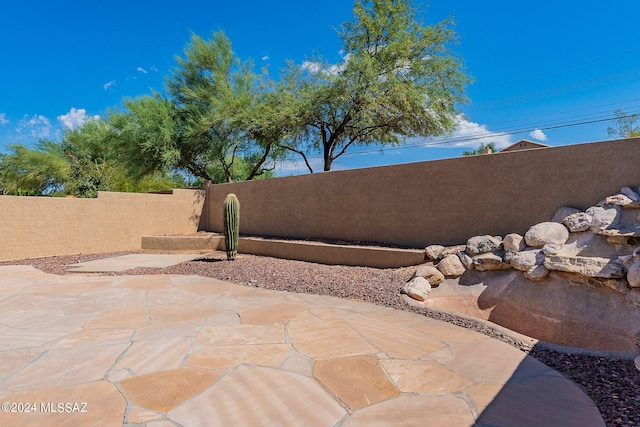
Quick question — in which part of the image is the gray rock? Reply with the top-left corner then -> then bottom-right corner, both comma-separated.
586,205 -> 621,233
635,355 -> 640,372
414,265 -> 445,286
503,233 -> 526,252
504,249 -> 544,271
601,194 -> 633,206
466,235 -> 503,257
621,186 -> 640,201
618,255 -> 636,269
628,261 -> 640,288
562,212 -> 592,233
457,250 -> 474,270
402,277 -> 432,302
440,245 -> 466,258
473,252 -> 512,272
525,222 -> 570,247
542,244 -> 562,255
525,264 -> 549,281
436,254 -> 467,277
543,255 -> 627,278
425,245 -> 445,261
552,206 -> 581,223
627,289 -> 640,307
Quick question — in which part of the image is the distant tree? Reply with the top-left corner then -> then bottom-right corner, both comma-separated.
0,141 -> 69,195
281,0 -> 469,172
463,142 -> 497,156
0,122 -> 192,197
607,109 -> 640,139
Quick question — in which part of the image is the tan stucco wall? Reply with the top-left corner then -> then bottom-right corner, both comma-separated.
0,189 -> 205,261
204,138 -> 640,247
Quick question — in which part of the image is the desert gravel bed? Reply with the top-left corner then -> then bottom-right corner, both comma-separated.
2,251 -> 639,426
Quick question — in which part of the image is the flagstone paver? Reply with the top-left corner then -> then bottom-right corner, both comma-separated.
380,359 -> 473,394
342,395 -> 477,427
119,368 -> 221,412
0,263 -> 605,427
167,365 -> 347,427
313,355 -> 400,409
0,380 -> 126,427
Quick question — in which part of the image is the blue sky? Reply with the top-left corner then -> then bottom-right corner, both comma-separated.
1,0 -> 639,175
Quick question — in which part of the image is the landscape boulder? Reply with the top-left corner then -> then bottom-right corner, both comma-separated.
562,212 -> 592,233
456,250 -> 474,270
402,277 -> 432,302
544,255 -> 627,279
437,254 -> 467,277
524,222 -> 570,247
425,245 -> 446,261
504,249 -> 544,272
621,186 -> 639,201
601,194 -> 633,206
414,265 -> 445,286
466,235 -> 502,257
503,233 -> 526,252
586,205 -> 621,233
552,206 -> 580,223
628,261 -> 640,288
525,264 -> 549,281
472,252 -> 512,272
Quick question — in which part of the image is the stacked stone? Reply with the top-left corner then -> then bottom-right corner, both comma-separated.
403,186 -> 640,307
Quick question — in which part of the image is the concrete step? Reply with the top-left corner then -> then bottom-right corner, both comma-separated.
142,234 -> 425,268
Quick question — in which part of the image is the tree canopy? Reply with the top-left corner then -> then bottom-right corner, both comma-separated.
463,142 -> 497,156
107,32 -> 285,183
1,0 -> 470,194
281,0 -> 469,171
607,109 -> 640,139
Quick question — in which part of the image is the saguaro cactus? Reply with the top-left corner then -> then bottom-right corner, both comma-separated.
223,193 -> 239,260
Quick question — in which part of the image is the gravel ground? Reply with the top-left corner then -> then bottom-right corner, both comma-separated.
2,251 -> 639,426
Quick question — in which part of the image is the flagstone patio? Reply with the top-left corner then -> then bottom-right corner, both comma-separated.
0,263 -> 604,426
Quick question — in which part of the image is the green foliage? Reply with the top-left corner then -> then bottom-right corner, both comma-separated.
462,142 -> 497,156
223,193 -> 240,260
107,32 -> 289,184
607,109 -> 640,139
0,141 -> 69,195
1,2 -> 471,188
0,120 -> 191,197
281,0 -> 470,171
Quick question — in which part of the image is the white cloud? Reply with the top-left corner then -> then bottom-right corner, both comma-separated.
57,108 -> 99,130
17,114 -> 52,138
104,80 -> 116,90
442,115 -> 513,148
529,129 -> 548,141
261,56 -> 269,61
137,67 -> 147,74
150,66 -> 158,72
0,113 -> 8,125
301,61 -> 322,74
301,54 -> 350,77
275,156 -> 346,176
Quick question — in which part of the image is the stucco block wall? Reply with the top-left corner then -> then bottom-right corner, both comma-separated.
0,189 -> 205,261
204,138 -> 640,247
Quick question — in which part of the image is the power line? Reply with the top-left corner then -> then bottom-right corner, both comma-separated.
297,110 -> 634,161
465,68 -> 640,111
482,47 -> 640,89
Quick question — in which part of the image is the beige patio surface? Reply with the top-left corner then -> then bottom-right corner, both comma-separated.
0,263 -> 604,426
